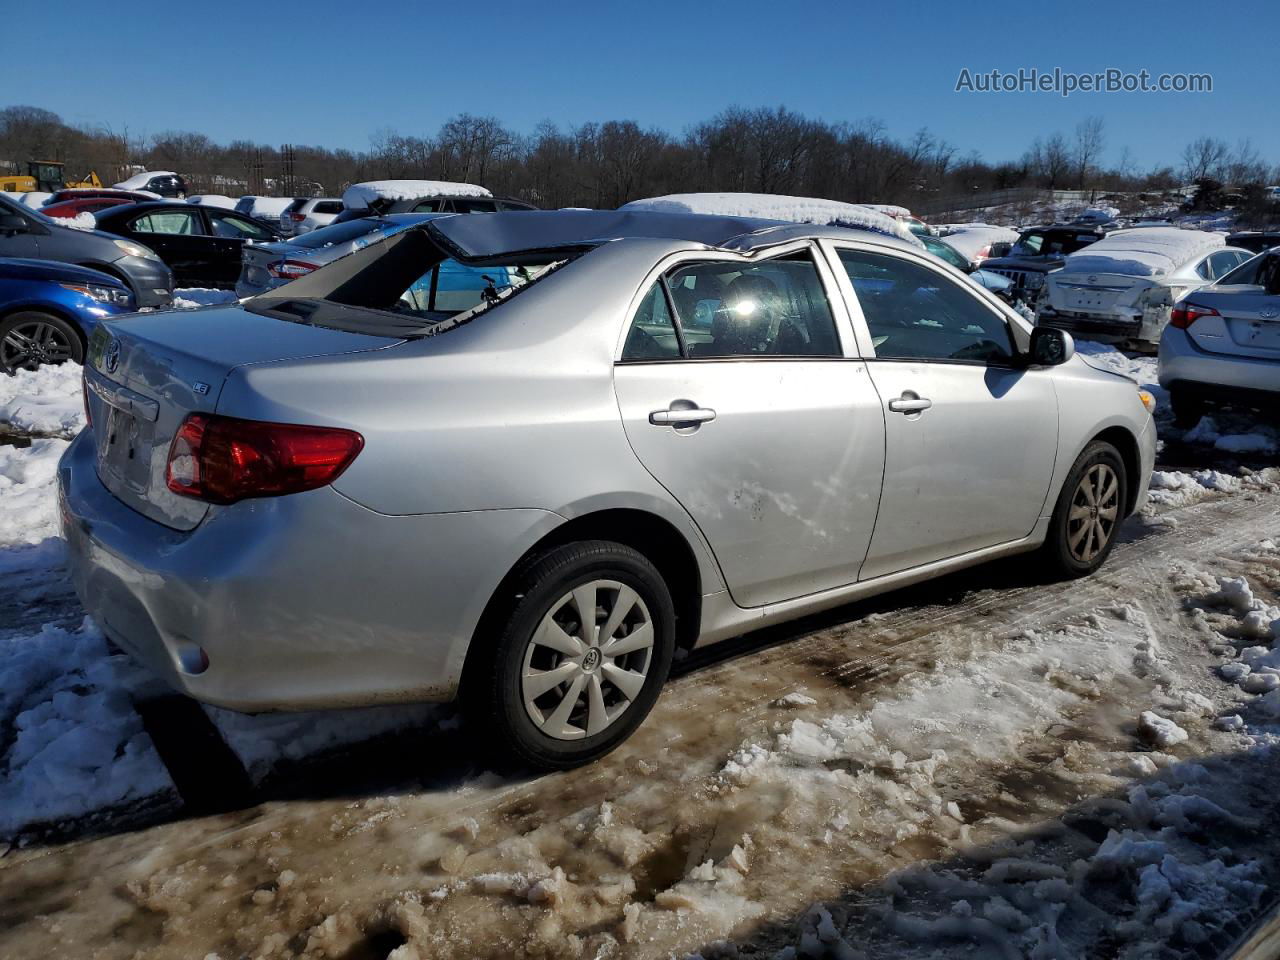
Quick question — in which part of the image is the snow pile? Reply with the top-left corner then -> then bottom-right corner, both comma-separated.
62,212 -> 97,231
0,438 -> 71,545
1060,227 -> 1224,278
173,287 -> 237,309
113,170 -> 176,191
186,194 -> 237,209
620,193 -> 923,246
0,361 -> 85,437
935,224 -> 1019,261
858,203 -> 911,218
0,618 -> 172,836
18,192 -> 52,208
342,179 -> 491,210
1179,416 -> 1279,455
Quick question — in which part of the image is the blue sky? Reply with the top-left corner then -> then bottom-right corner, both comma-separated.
11,0 -> 1277,170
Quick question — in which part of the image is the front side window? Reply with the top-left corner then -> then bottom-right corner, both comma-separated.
1218,252 -> 1269,286
921,236 -> 970,272
131,210 -> 200,235
664,254 -> 840,359
411,199 -> 447,213
839,249 -> 1014,364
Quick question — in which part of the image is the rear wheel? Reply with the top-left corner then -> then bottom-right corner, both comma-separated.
465,541 -> 675,770
0,311 -> 84,373
1040,440 -> 1127,579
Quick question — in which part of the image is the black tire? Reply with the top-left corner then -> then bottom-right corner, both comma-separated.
0,311 -> 84,373
464,540 -> 676,771
1170,389 -> 1205,429
1040,440 -> 1128,579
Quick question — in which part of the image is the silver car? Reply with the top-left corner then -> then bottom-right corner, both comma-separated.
1159,247 -> 1280,426
59,211 -> 1156,768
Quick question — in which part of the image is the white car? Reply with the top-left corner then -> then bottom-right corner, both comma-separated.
187,194 -> 238,210
278,197 -> 344,237
1037,227 -> 1253,344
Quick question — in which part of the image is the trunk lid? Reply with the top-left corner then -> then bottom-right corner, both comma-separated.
86,305 -> 402,531
1185,286 -> 1280,359
1048,271 -> 1148,316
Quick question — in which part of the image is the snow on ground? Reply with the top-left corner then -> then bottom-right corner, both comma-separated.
0,362 -> 84,438
1058,227 -> 1225,278
620,193 -> 923,246
0,437 -> 70,545
341,179 -> 491,209
171,287 -> 238,309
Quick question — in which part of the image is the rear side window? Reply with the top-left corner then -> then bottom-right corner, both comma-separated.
839,249 -> 1014,364
314,201 -> 343,214
622,284 -> 681,361
451,198 -> 500,213
132,210 -> 201,235
284,198 -> 308,214
412,199 -> 447,213
213,213 -> 274,240
662,254 -> 840,359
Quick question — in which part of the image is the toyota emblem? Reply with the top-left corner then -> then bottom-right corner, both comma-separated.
103,338 -> 120,374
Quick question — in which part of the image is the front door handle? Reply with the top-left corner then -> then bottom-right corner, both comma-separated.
649,403 -> 717,427
888,393 -> 932,414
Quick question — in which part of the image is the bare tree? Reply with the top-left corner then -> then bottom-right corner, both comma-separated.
1181,136 -> 1230,183
1072,116 -> 1105,190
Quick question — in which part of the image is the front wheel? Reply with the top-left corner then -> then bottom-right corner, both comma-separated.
0,311 -> 84,373
1040,440 -> 1127,579
465,541 -> 676,770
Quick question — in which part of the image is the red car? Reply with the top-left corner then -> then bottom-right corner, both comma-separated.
40,196 -> 138,219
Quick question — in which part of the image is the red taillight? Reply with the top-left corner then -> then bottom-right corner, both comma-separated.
290,213 -> 305,222
1169,303 -> 1220,329
267,259 -> 317,279
165,414 -> 363,504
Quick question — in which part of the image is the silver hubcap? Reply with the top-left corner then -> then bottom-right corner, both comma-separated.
2,321 -> 75,371
521,579 -> 654,741
1067,463 -> 1119,563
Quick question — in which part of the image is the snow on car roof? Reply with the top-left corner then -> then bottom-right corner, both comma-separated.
1061,227 -> 1225,277
113,170 -> 177,190
342,179 -> 492,209
620,193 -> 923,246
936,224 -> 1019,260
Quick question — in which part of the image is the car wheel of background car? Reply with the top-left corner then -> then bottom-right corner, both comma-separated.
1170,389 -> 1205,429
1040,440 -> 1127,579
465,540 -> 676,770
0,311 -> 84,373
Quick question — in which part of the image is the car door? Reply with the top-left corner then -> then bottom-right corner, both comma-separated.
126,208 -> 210,287
206,211 -> 277,288
829,243 -> 1059,580
613,246 -> 887,608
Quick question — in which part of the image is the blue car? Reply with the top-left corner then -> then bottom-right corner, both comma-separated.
0,258 -> 135,372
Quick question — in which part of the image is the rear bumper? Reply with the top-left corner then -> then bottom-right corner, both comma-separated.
58,429 -> 560,712
1039,307 -> 1144,341
1159,327 -> 1280,401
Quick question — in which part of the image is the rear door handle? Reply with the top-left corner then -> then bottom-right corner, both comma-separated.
888,394 -> 932,414
649,405 -> 717,426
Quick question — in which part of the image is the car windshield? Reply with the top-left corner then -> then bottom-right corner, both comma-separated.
921,236 -> 969,271
1010,230 -> 1098,257
1217,252 -> 1271,286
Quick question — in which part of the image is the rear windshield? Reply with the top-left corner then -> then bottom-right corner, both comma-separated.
249,227 -> 570,337
284,198 -> 308,213
1010,230 -> 1099,257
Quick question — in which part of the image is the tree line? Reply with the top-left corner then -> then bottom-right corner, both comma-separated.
2,104 -> 1276,215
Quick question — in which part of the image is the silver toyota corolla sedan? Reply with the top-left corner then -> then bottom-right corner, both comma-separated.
60,210 -> 1156,768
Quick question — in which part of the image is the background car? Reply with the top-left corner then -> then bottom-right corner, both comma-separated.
0,193 -> 173,307
112,171 -> 191,198
278,197 -> 344,237
331,193 -> 535,224
1226,230 -> 1280,255
61,210 -> 1154,770
1038,228 -> 1253,343
46,187 -> 157,205
935,224 -> 1020,268
235,213 -> 440,298
93,201 -> 281,289
979,223 -> 1112,302
187,195 -> 239,209
918,234 -> 1016,301
1159,248 -> 1280,425
40,196 -> 136,219
234,196 -> 298,224
0,258 -> 134,371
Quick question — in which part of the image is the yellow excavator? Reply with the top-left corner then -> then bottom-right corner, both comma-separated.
0,161 -> 103,194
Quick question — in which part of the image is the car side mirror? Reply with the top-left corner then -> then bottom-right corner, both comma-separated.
1029,326 -> 1074,366
0,212 -> 27,235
